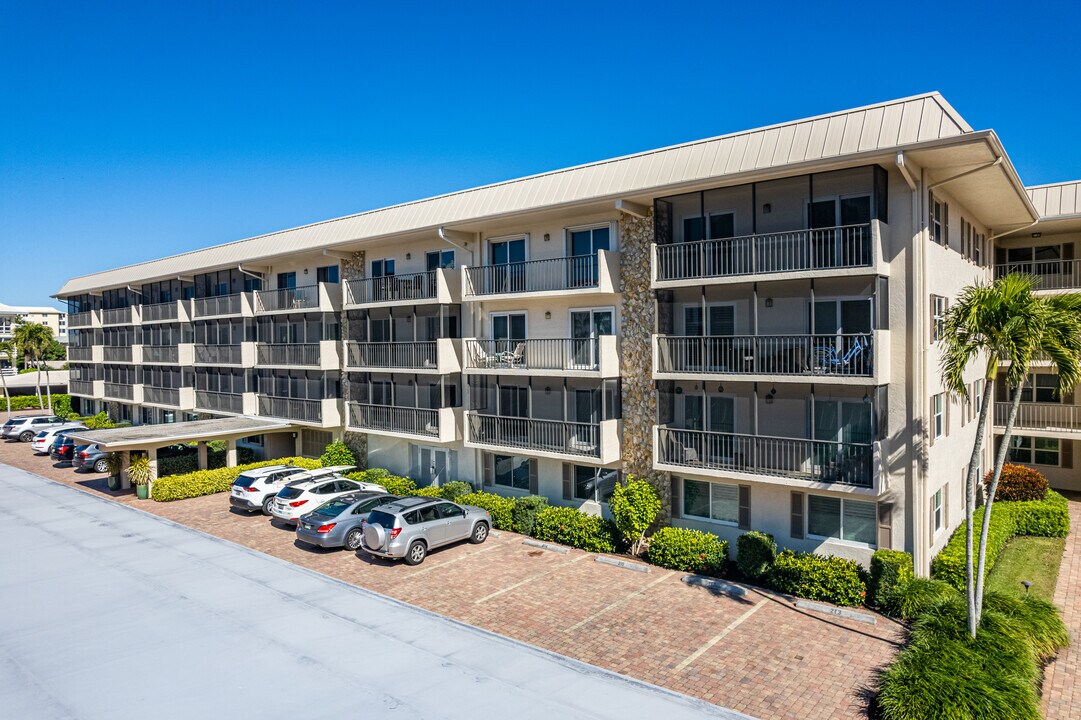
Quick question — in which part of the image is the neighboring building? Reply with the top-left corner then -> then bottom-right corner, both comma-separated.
0,303 -> 68,345
54,92 -> 1079,575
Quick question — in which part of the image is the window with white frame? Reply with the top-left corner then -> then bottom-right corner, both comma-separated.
1008,436 -> 1060,466
371,258 -> 395,278
929,194 -> 944,245
931,295 -> 948,342
683,478 -> 739,524
932,393 -> 946,438
973,379 -> 984,415
807,495 -> 877,545
931,488 -> 943,534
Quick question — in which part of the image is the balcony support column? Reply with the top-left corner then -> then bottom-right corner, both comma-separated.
226,438 -> 238,468
119,451 -> 131,490
295,431 -> 304,457
197,441 -> 208,470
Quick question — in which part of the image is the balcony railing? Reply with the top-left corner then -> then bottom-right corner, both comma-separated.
347,341 -> 436,370
69,311 -> 96,328
656,426 -> 873,487
101,306 -> 134,325
256,343 -> 320,366
70,380 -> 95,396
656,334 -> 873,377
195,344 -> 242,365
68,346 -> 95,361
254,286 -> 320,313
348,403 -> 439,437
467,413 -> 600,458
994,402 -> 1081,432
466,255 -> 602,296
346,271 -> 438,305
143,345 -> 179,364
103,382 -> 134,401
655,224 -> 873,282
196,390 -> 244,414
465,338 -> 603,372
995,259 -> 1081,291
143,386 -> 180,406
141,301 -> 179,322
193,293 -> 244,318
259,396 -> 323,423
103,346 -> 133,362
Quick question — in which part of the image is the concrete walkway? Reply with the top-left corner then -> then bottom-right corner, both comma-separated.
0,464 -> 749,720
1043,491 -> 1081,720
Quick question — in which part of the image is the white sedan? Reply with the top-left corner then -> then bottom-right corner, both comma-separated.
30,424 -> 87,455
269,469 -> 385,524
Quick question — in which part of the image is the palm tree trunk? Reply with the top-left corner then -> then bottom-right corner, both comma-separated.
962,377 -> 996,638
0,369 -> 9,417
974,383 -> 1024,623
34,358 -> 43,410
44,365 -> 52,412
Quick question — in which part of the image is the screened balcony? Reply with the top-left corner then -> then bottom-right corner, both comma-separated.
994,402 -> 1081,434
101,305 -> 137,326
140,299 -> 190,323
344,268 -> 460,308
253,282 -> 342,314
345,373 -> 460,442
68,310 -> 99,328
995,242 -> 1081,290
194,367 -> 249,415
464,252 -> 620,299
196,390 -> 245,415
254,312 -> 340,370
254,369 -> 341,426
193,292 -> 251,318
345,305 -> 461,373
464,336 -> 620,377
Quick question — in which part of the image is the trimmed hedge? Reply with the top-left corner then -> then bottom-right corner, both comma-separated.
987,463 -> 1048,502
319,440 -> 355,468
881,577 -> 959,622
1011,489 -> 1070,537
151,457 -> 321,501
347,469 -> 415,496
646,527 -> 728,576
736,531 -> 776,581
533,506 -> 616,553
511,495 -> 548,536
869,549 -> 914,607
767,550 -> 867,607
1,393 -> 72,412
156,447 -> 256,478
440,481 -> 473,502
457,492 -> 515,530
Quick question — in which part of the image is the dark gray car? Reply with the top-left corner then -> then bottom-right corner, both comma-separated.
361,496 -> 491,565
295,492 -> 399,551
72,444 -> 110,473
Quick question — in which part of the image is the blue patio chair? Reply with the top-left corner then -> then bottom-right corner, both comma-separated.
813,337 -> 866,373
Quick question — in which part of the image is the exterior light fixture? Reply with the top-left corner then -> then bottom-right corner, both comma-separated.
1031,232 -> 1042,238
545,311 -> 552,320
765,298 -> 773,308
763,203 -> 772,214
303,268 -> 309,275
406,252 -> 411,260
1022,580 -> 1033,594
717,385 -> 724,393
544,233 -> 550,242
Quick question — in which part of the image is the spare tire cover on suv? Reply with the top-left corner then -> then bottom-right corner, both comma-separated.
363,524 -> 386,550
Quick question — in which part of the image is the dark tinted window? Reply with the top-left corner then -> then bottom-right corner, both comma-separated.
232,476 -> 257,489
438,503 -> 465,519
355,496 -> 393,514
277,487 -> 303,500
338,480 -> 359,491
366,510 -> 398,529
403,510 -> 420,525
315,498 -> 354,516
418,506 -> 440,523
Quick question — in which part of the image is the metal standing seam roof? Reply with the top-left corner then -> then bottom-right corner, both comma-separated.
64,416 -> 294,450
57,92 -> 976,296
1027,180 -> 1081,219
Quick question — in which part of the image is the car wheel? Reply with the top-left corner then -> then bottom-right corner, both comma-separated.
93,459 -> 109,474
404,540 -> 427,566
19,431 -> 33,442
261,497 -> 275,516
469,522 -> 489,544
344,528 -> 363,551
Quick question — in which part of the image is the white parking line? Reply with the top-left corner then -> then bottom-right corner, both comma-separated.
474,553 -> 589,604
395,539 -> 511,580
673,598 -> 768,672
565,571 -> 675,632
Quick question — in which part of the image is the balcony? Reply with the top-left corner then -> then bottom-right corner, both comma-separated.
195,390 -> 252,415
653,223 -> 881,287
255,341 -> 340,370
69,379 -> 101,397
193,293 -> 251,319
995,259 -> 1081,291
654,333 -> 878,382
258,396 -> 338,425
464,252 -> 621,300
654,426 -> 876,489
141,299 -> 191,324
347,402 -> 460,443
253,282 -> 343,314
142,343 -> 196,365
103,346 -> 142,364
68,346 -> 101,363
143,386 -> 195,410
68,310 -> 99,328
994,402 -> 1081,437
194,343 -> 254,366
346,338 -> 462,374
465,412 -> 620,463
344,269 -> 460,308
101,306 -> 138,326
464,336 -> 620,377
103,382 -> 139,403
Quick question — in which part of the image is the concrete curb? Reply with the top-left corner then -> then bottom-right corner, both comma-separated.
595,556 -> 651,573
681,575 -> 747,597
794,600 -> 878,624
522,539 -> 569,554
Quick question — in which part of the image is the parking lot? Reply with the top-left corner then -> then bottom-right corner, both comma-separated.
0,425 -> 903,720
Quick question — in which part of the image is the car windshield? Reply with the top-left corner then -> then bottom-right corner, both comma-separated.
232,476 -> 256,489
277,487 -> 304,500
365,510 -> 397,529
35,431 -> 48,439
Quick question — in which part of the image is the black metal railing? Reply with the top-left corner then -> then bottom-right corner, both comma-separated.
467,413 -> 600,457
103,346 -> 133,362
259,396 -> 322,423
465,338 -> 602,371
141,301 -> 179,322
68,346 -> 95,361
193,293 -> 244,317
196,390 -> 243,414
254,285 -> 320,312
348,403 -> 439,437
466,255 -> 602,296
656,334 -> 873,376
256,343 -> 320,366
101,306 -> 134,325
346,271 -> 438,305
195,344 -> 242,364
70,380 -> 95,396
143,345 -> 180,363
346,342 -> 437,369
103,382 -> 134,401
143,386 -> 180,406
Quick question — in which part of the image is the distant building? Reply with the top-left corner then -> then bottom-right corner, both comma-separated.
0,303 -> 68,344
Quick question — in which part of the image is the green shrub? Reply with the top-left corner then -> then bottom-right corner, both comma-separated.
1,393 -> 72,412
319,440 -> 355,468
533,506 -> 616,553
736,531 -> 776,581
987,463 -> 1048,502
412,486 -> 444,497
440,481 -> 473,501
869,549 -> 914,607
158,454 -> 198,478
82,411 -> 116,429
766,550 -> 866,606
646,526 -> 728,576
51,394 -> 73,417
881,578 -> 958,622
1010,489 -> 1070,537
457,492 -> 515,530
608,477 -> 661,555
511,495 -> 548,536
348,470 -> 415,496
151,457 -> 320,501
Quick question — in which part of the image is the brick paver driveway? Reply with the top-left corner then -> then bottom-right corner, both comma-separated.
1043,492 -> 1081,720
0,425 -> 902,720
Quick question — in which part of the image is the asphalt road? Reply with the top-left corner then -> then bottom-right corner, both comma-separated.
0,464 -> 750,720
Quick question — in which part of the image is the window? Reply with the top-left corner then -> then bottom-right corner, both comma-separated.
371,258 -> 395,278
573,466 -> 618,503
931,295 -> 948,342
1008,436 -> 1060,466
1007,245 -> 1064,275
426,250 -> 454,271
929,193 -> 944,245
932,393 -> 945,439
316,265 -> 340,284
807,495 -> 877,545
973,379 -> 984,416
683,478 -> 739,524
931,488 -> 943,534
493,454 -> 529,490
276,272 -> 296,289
1020,373 -> 1060,404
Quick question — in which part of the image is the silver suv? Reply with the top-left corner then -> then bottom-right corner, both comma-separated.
361,496 -> 491,565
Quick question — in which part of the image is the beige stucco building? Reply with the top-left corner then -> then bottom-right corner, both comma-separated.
56,93 -> 1078,575
0,303 -> 68,345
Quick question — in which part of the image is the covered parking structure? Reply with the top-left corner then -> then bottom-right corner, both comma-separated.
66,417 -> 301,488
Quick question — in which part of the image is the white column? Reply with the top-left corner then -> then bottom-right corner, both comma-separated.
294,431 -> 304,457
197,441 -> 208,470
120,451 -> 131,490
226,438 -> 238,468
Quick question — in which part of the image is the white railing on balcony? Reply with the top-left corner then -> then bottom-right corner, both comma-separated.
103,346 -> 133,362
346,271 -> 438,305
348,403 -> 439,437
69,311 -> 96,328
103,382 -> 134,401
195,344 -> 242,364
141,301 -> 179,322
143,345 -> 180,363
467,413 -> 600,458
464,338 -> 602,371
259,396 -> 322,423
193,293 -> 244,317
346,342 -> 437,369
70,380 -> 95,396
144,386 -> 180,406
254,285 -> 320,313
656,334 -> 873,376
196,390 -> 243,414
256,343 -> 320,366
466,255 -> 601,296
994,402 -> 1081,432
656,426 -> 873,487
655,224 -> 873,282
68,346 -> 95,361
994,259 -> 1081,291
101,306 -> 134,325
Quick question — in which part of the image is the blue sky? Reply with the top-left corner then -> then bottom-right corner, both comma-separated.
2,0 -> 1079,307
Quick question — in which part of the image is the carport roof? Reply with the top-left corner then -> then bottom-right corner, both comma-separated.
66,417 -> 295,451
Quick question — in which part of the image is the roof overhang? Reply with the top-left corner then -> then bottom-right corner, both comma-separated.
66,417 -> 296,452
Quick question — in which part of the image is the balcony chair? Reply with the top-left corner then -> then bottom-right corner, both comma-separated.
812,337 -> 866,373
498,342 -> 527,367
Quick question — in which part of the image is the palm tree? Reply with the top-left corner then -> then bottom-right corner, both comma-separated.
0,339 -> 13,416
12,319 -> 54,412
941,273 -> 1081,637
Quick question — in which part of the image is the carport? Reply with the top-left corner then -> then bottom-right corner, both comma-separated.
66,417 -> 300,489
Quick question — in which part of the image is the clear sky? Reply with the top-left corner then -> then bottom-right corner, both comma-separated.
2,0 -> 1079,307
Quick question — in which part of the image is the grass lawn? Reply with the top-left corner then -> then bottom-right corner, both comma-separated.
985,535 -> 1066,601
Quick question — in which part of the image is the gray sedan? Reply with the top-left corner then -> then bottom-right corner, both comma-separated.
295,492 -> 399,551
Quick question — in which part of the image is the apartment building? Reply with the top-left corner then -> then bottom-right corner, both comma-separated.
0,302 -> 68,344
56,92 -> 1076,574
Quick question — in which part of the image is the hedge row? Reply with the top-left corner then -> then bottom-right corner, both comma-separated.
2,393 -> 72,414
151,457 -> 321,501
930,490 -> 1070,590
156,447 -> 257,478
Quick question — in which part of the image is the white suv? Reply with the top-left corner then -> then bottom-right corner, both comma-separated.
269,467 -> 384,524
229,464 -> 315,515
31,424 -> 88,454
2,415 -> 67,442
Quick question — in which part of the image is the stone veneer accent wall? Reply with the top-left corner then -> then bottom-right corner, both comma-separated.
618,208 -> 670,520
340,251 -> 367,468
